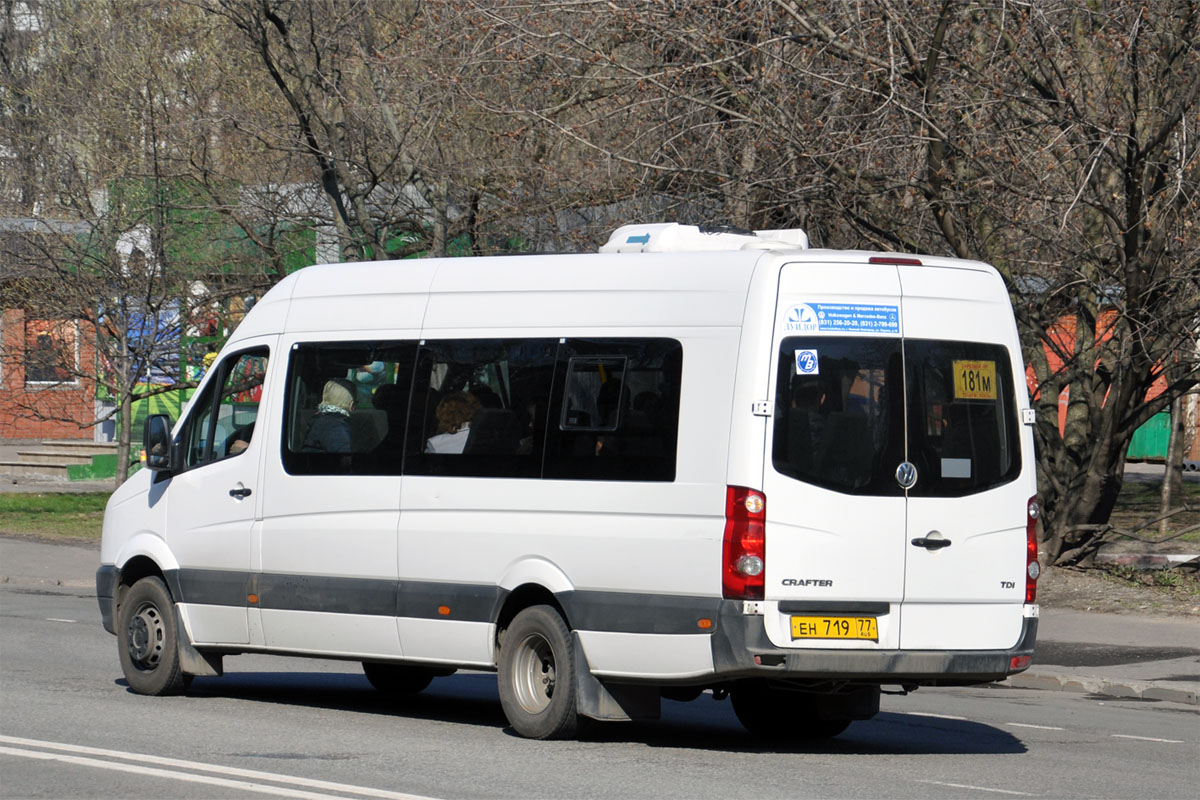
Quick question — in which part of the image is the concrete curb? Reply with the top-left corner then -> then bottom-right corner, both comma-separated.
1003,666 -> 1199,706
1095,552 -> 1200,569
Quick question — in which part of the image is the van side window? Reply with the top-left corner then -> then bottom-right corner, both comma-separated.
544,338 -> 682,482
406,339 -> 558,478
561,356 -> 628,431
184,349 -> 269,469
281,341 -> 417,476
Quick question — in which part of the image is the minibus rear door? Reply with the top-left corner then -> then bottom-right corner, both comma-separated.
896,264 -> 1029,650
760,261 -> 907,650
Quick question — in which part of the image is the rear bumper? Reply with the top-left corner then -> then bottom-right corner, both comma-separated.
709,600 -> 1038,686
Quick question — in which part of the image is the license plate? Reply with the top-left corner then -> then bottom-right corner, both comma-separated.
791,615 -> 879,641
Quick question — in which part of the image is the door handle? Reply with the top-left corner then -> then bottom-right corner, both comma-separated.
911,536 -> 952,550
229,486 -> 252,499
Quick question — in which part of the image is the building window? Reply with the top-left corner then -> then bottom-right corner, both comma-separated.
24,319 -> 78,385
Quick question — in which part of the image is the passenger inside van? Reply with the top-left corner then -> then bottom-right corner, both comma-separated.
370,383 -> 407,450
225,423 -> 254,456
300,379 -> 355,453
425,391 -> 482,454
788,379 -> 827,461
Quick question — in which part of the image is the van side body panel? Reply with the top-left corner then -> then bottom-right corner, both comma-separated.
399,253 -> 754,675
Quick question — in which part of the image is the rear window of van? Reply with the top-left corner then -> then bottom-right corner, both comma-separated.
772,337 -> 1020,496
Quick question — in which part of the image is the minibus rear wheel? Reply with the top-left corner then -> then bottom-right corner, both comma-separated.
117,576 -> 190,696
497,605 -> 580,740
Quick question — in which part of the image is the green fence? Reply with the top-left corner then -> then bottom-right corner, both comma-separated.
1126,411 -> 1171,461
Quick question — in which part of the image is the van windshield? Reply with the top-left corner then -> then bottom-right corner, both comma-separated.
772,337 -> 1020,497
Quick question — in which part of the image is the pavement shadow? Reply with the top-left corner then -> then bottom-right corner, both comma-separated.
120,671 -> 510,732
119,671 -> 1026,755
580,701 -> 1027,755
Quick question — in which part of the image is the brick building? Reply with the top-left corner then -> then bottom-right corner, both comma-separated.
0,306 -> 98,441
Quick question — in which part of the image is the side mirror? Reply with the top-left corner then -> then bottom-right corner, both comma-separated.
143,414 -> 175,472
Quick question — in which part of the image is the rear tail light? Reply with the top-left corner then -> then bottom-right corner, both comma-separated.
1025,496 -> 1041,603
723,486 -> 766,600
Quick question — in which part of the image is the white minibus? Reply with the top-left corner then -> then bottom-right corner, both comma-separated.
97,223 -> 1040,740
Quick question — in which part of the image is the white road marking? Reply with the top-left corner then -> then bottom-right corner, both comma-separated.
915,779 -> 1033,796
1111,734 -> 1184,744
0,747 -> 350,800
0,736 -> 438,800
45,618 -> 76,623
1006,722 -> 1066,731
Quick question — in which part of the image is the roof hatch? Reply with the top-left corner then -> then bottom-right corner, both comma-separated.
600,223 -> 809,254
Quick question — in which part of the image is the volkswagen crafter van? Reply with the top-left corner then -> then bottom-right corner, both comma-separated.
97,223 -> 1040,740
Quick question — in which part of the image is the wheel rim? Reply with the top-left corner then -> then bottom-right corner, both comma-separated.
126,601 -> 166,671
510,631 -> 556,714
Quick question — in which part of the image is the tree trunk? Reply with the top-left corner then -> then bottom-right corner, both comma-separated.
1160,396 -> 1184,535
116,389 -> 133,488
432,179 -> 448,258
115,317 -> 133,488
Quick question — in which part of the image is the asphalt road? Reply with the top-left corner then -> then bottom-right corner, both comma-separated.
2,546 -> 1198,799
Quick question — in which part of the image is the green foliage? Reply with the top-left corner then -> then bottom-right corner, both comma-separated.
1153,571 -> 1182,589
0,493 -> 109,541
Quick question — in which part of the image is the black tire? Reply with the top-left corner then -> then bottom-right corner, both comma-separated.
497,605 -> 580,740
362,662 -> 450,695
117,576 -> 190,696
661,686 -> 704,703
731,681 -> 851,740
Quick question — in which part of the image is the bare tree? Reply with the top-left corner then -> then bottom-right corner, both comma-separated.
0,0 -> 267,482
474,0 -> 1200,565
199,0 -> 465,260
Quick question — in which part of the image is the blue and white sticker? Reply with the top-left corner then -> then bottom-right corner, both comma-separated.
795,349 -> 819,374
785,303 -> 820,331
784,302 -> 899,334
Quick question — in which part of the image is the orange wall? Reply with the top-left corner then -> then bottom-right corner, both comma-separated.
1026,309 -> 1170,433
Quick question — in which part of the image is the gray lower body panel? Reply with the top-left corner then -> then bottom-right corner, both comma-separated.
709,600 -> 1038,686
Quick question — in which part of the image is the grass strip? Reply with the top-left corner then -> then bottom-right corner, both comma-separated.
0,492 -> 109,541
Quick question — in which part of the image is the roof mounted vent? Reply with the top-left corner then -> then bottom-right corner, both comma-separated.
600,223 -> 809,254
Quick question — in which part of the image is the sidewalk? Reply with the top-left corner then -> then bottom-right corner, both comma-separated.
2,534 -> 1196,706
1004,610 -> 1200,706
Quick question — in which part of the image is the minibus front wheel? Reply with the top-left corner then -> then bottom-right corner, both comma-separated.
497,605 -> 580,740
117,576 -> 190,696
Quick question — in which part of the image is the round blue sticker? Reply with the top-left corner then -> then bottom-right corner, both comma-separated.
796,349 -> 819,374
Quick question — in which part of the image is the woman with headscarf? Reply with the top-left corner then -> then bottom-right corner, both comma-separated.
301,379 -> 355,453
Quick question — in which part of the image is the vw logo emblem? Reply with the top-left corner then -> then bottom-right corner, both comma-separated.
895,461 -> 918,489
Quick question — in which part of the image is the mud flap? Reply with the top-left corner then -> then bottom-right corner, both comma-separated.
572,633 -> 660,722
173,606 -> 223,677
